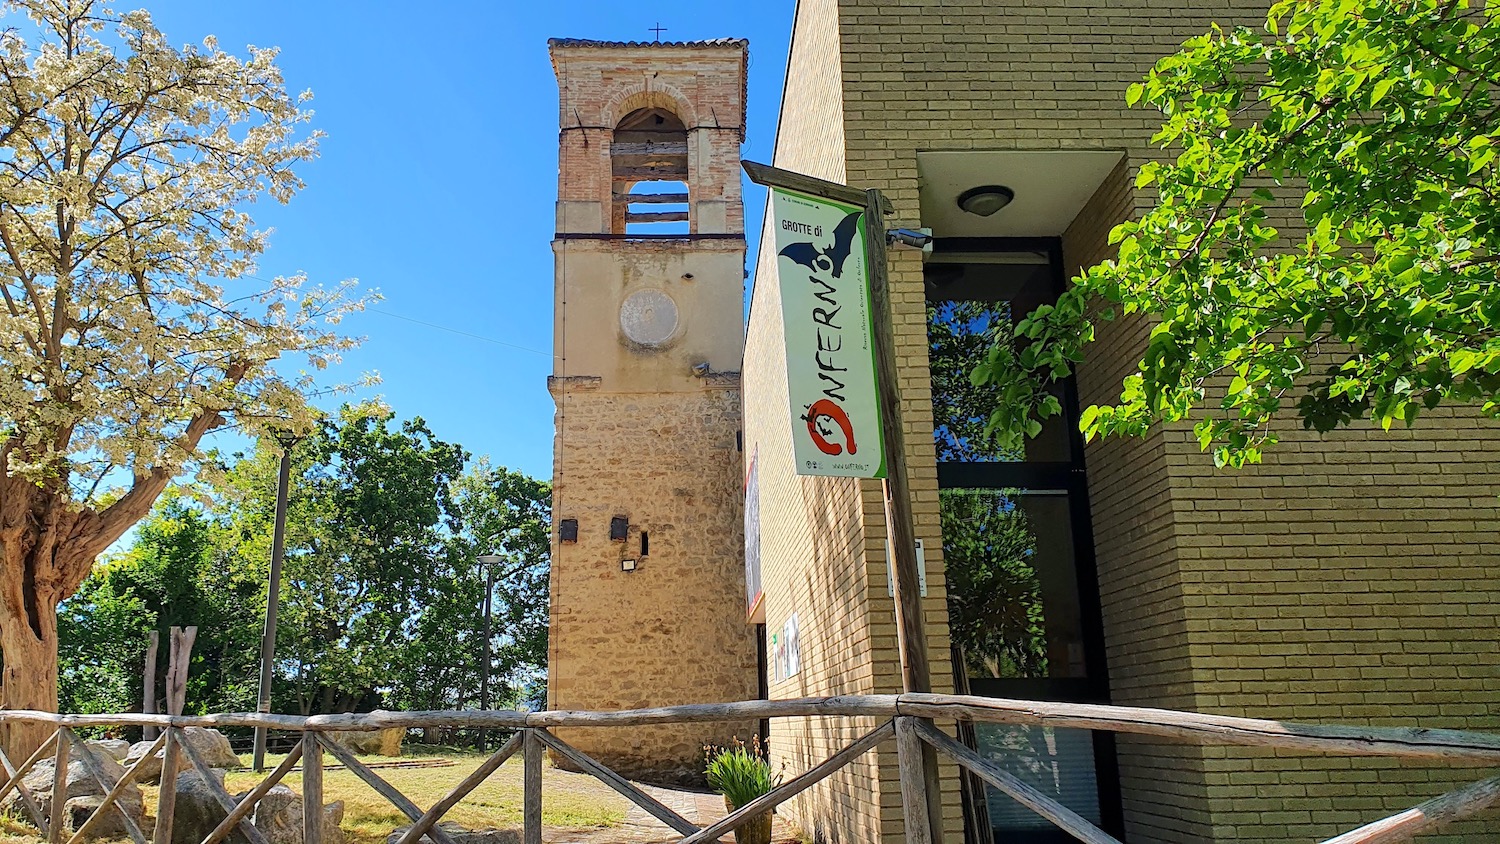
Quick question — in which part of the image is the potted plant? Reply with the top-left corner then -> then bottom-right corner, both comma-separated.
705,737 -> 780,844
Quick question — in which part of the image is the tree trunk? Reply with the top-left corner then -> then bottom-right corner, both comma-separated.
0,590 -> 60,762
0,481 -> 118,763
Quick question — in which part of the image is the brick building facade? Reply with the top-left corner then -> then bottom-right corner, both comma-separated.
739,0 -> 1500,841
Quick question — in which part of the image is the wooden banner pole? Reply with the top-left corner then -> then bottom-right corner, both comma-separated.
741,160 -> 942,841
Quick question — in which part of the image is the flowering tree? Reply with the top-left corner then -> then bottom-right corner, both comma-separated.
0,0 -> 361,758
977,0 -> 1500,467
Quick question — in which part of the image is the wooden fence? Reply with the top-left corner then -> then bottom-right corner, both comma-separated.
2,694 -> 1499,844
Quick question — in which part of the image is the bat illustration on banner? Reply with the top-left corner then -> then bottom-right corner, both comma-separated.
777,211 -> 862,278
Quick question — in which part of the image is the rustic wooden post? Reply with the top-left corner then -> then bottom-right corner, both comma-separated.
142,631 -> 160,742
64,731 -> 148,844
151,624 -> 195,844
912,718 -> 1121,844
858,188 -> 931,699
301,733 -> 322,844
0,729 -> 55,833
393,732 -> 524,844
522,731 -> 542,844
47,728 -> 70,844
152,729 -> 179,844
741,159 -> 944,841
165,627 -> 196,717
895,718 -> 934,844
862,186 -> 946,844
254,440 -> 294,773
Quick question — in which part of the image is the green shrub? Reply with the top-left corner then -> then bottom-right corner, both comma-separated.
705,737 -> 780,807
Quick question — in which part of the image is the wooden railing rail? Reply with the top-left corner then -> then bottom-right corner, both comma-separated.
1,695 -> 1497,844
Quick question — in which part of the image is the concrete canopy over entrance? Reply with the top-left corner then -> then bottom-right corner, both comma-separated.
916,150 -> 1125,237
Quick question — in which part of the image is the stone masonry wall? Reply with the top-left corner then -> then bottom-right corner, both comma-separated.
548,383 -> 759,784
548,40 -> 759,787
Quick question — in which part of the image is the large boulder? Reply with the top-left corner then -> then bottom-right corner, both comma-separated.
246,784 -> 345,844
0,748 -> 145,836
65,796 -> 139,840
166,774 -> 345,844
386,822 -> 519,844
169,769 -> 244,844
86,739 -> 132,762
327,726 -> 404,757
126,728 -> 243,783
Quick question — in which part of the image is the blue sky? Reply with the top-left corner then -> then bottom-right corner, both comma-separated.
141,0 -> 796,479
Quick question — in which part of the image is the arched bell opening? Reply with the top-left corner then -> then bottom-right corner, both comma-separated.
611,107 -> 689,235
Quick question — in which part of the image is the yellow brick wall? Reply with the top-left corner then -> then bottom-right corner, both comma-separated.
793,0 -> 1500,840
1063,159 -> 1219,842
743,0 -> 964,840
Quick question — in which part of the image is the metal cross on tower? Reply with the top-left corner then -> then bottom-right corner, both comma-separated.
649,22 -> 667,41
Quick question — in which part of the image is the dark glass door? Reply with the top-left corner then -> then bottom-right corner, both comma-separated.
926,242 -> 1123,843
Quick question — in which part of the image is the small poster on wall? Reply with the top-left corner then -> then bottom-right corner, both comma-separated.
774,612 -> 800,682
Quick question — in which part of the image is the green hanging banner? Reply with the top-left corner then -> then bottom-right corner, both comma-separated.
770,187 -> 886,479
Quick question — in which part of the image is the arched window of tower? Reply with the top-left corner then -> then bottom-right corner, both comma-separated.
611,107 -> 689,235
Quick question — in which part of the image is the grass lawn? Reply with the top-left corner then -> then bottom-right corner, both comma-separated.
3,745 -> 626,844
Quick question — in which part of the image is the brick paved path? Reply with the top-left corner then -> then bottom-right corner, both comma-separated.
544,784 -> 800,844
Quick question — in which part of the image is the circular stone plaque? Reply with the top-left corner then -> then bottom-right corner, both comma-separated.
619,289 -> 679,347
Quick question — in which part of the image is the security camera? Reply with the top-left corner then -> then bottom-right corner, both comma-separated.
887,228 -> 934,253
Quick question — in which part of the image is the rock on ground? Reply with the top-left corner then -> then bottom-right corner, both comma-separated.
246,784 -> 345,844
163,773 -> 345,844
126,727 -> 242,783
169,769 -> 241,844
0,749 -> 146,837
65,795 -> 138,840
386,821 -> 519,844
85,739 -> 132,762
327,724 -> 404,757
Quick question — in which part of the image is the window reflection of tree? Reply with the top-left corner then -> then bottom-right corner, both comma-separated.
927,301 -> 1021,463
940,488 -> 1047,679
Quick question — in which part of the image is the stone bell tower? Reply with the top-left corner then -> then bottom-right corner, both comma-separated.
546,37 -> 758,785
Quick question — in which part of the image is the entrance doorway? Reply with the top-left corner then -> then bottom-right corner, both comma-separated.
924,239 -> 1123,843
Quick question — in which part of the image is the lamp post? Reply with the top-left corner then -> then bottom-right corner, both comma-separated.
476,553 -> 504,750
253,434 -> 297,773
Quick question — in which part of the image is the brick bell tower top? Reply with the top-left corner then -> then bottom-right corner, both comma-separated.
549,38 -> 748,237
545,37 -> 758,786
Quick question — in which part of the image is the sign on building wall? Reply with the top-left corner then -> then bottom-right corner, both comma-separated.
771,188 -> 886,479
744,451 -> 763,622
772,612 -> 800,683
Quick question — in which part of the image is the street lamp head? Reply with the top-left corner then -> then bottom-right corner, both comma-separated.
477,554 -> 504,564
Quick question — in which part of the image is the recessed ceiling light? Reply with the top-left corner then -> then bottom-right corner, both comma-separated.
957,185 -> 1015,217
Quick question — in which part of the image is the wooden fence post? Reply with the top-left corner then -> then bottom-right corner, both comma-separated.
142,632 -> 160,742
47,729 -> 70,844
152,729 -> 179,844
523,731 -> 541,844
302,733 -> 322,844
895,718 -> 933,844
0,728 -> 56,834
